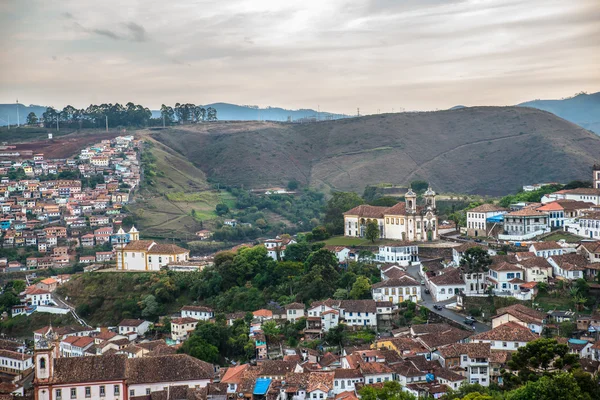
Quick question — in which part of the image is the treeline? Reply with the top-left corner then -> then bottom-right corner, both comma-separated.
28,102 -> 218,129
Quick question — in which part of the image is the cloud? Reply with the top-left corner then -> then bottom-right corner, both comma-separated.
0,0 -> 598,112
123,22 -> 148,42
91,28 -> 123,40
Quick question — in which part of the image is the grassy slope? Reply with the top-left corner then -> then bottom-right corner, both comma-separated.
130,135 -> 228,238
153,107 -> 600,196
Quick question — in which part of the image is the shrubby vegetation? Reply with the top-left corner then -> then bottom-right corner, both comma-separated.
57,242 -> 381,326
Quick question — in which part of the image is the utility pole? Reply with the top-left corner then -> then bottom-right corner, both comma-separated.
105,115 -> 108,132
16,99 -> 20,127
56,116 -> 59,131
162,115 -> 165,128
357,108 -> 360,117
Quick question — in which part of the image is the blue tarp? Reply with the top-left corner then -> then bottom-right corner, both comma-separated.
486,215 -> 504,223
569,339 -> 588,345
253,378 -> 272,395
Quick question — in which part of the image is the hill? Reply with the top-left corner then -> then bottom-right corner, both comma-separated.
152,107 -> 600,196
151,102 -> 347,122
518,92 -> 600,134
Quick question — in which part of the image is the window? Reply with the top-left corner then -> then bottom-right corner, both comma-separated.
71,388 -> 77,399
100,386 -> 105,397
114,385 -> 120,396
56,389 -> 62,399
147,389 -> 151,395
130,389 -> 135,397
502,342 -> 507,348
85,387 -> 91,398
40,357 -> 46,369
319,394 -> 324,399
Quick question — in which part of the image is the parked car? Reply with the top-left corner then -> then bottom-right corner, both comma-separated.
463,318 -> 475,325
433,304 -> 443,310
420,279 -> 425,285
465,316 -> 477,323
424,288 -> 430,294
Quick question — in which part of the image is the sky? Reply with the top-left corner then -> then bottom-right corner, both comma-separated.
0,0 -> 599,114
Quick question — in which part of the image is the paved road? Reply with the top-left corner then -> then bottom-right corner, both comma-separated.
407,265 -> 491,333
52,292 -> 90,327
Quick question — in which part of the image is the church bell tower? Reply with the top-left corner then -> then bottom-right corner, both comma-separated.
405,188 -> 417,213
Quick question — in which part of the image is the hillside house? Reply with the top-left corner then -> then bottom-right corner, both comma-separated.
371,276 -> 421,304
547,253 -> 588,280
492,304 -> 546,334
528,242 -> 565,258
428,268 -> 465,302
376,242 -> 419,266
466,204 -> 508,238
470,322 -> 539,351
181,305 -> 214,321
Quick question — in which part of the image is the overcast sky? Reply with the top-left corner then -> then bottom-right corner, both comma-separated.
0,0 -> 598,114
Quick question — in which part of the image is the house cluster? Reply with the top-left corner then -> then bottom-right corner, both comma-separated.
422,239 -> 600,302
466,165 -> 600,241
0,136 -> 141,273
10,275 -> 73,317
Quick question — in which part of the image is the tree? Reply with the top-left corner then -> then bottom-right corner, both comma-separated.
160,104 -> 175,125
287,179 -> 299,191
459,247 -> 492,294
333,288 -> 349,299
311,226 -> 329,241
179,336 -> 220,364
410,180 -> 429,194
504,338 -> 578,386
324,192 -> 364,235
140,294 -> 159,319
261,320 -> 280,343
284,242 -> 312,262
215,203 -> 229,216
26,112 -> 38,125
506,372 -> 586,400
206,107 -> 218,121
349,276 -> 371,299
365,220 -> 379,243
359,381 -> 416,400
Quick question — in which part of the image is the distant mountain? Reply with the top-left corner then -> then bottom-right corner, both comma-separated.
0,102 -> 347,126
0,104 -> 47,126
449,105 -> 466,110
151,102 -> 347,122
518,92 -> 600,134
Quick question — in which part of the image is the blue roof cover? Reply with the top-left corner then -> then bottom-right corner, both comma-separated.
254,378 -> 272,395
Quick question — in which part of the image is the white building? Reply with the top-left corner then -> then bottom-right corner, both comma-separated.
181,305 -> 214,321
547,254 -> 588,280
502,209 -> 549,239
470,322 -> 538,351
435,343 -> 491,387
451,243 -> 497,267
59,336 -> 95,357
466,204 -> 508,238
428,268 -> 465,302
371,276 -> 421,304
171,317 -> 198,343
487,262 -> 528,297
565,212 -> 600,239
376,243 -> 419,266
117,319 -> 150,338
0,349 -> 33,375
115,228 -> 190,271
529,242 -> 565,258
285,302 -> 305,322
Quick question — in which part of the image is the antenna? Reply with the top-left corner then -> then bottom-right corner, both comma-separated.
105,115 -> 108,132
357,108 -> 360,117
16,99 -> 20,127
